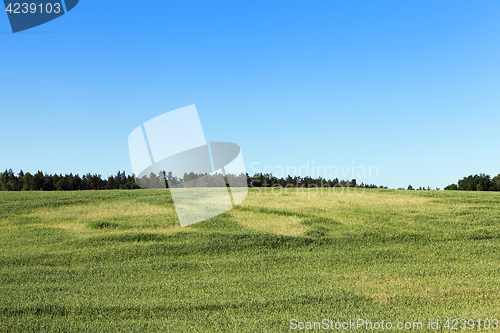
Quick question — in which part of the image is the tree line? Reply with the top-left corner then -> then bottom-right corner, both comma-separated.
444,173 -> 500,191
247,173 -> 384,189
403,185 -> 439,191
0,170 -> 138,191
0,169 -> 386,191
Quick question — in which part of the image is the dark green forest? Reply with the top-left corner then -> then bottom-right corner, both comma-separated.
0,169 -> 384,191
2,169 -> 498,192
444,173 -> 500,191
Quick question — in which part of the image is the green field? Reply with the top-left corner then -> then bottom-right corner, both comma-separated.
1,188 -> 500,332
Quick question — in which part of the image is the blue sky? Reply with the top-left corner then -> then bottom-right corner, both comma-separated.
1,1 -> 499,189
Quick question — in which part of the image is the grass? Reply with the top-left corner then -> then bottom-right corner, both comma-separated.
0,188 -> 500,331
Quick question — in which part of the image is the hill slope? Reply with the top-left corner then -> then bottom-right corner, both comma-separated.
1,188 -> 499,331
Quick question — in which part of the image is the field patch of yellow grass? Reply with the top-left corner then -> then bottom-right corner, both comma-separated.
23,201 -> 179,233
230,210 -> 307,236
32,201 -> 176,221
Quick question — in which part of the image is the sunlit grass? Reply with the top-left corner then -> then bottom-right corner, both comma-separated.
230,209 -> 306,236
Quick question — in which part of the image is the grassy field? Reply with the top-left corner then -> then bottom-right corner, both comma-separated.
1,188 -> 500,332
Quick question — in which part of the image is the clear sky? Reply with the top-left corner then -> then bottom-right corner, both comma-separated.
1,1 -> 499,189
